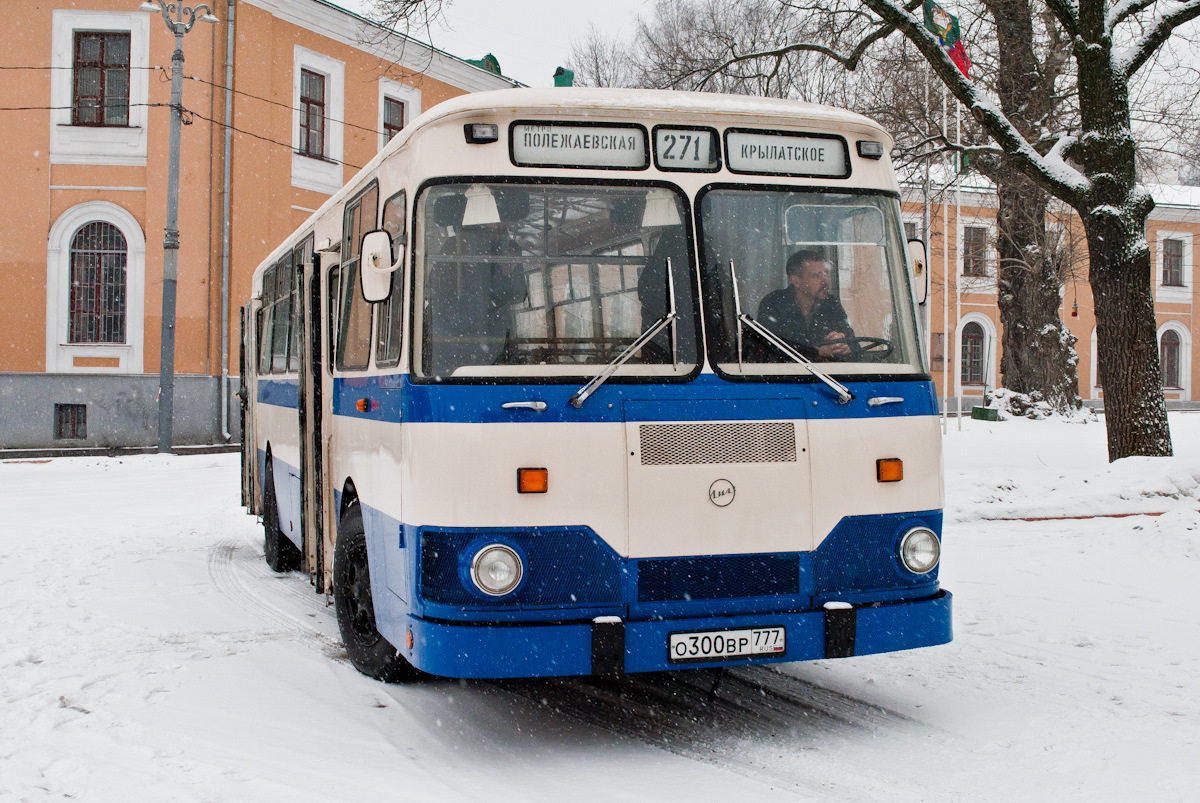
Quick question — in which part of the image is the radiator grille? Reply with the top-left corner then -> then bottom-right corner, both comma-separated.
637,554 -> 801,602
638,421 -> 796,466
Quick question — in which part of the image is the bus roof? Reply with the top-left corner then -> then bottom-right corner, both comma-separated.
409,87 -> 889,139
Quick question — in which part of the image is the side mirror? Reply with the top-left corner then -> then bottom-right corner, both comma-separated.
360,229 -> 397,303
907,238 -> 929,306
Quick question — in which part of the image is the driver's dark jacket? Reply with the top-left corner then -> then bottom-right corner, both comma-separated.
756,289 -> 854,358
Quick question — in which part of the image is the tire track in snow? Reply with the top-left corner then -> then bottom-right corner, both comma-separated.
493,665 -> 933,800
206,538 -> 344,659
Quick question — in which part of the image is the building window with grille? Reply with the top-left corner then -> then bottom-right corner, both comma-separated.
961,322 -> 985,385
299,69 -> 326,159
54,404 -> 88,440
68,221 -> 127,344
72,31 -> 130,127
1161,329 -> 1182,388
963,226 -> 989,277
383,97 -> 405,142
1163,238 -> 1184,287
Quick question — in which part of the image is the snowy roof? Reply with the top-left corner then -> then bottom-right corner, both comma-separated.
411,87 -> 891,135
902,170 -> 1200,212
1145,183 -> 1200,209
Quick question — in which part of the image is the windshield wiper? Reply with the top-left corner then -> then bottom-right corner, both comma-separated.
728,260 -> 854,405
570,259 -> 679,409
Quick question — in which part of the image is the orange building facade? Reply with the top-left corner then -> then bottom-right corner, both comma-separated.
903,181 -> 1200,410
0,0 -> 516,450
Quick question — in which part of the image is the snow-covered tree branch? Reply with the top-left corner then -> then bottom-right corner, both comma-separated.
1121,1 -> 1200,76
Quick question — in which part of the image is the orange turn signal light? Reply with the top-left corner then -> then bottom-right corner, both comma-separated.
876,458 -> 903,483
517,467 -> 548,494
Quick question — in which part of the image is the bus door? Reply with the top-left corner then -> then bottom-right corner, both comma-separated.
298,244 -> 330,593
239,306 -> 250,510
241,300 -> 262,515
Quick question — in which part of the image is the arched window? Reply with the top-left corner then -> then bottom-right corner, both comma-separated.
961,322 -> 985,385
68,221 -> 127,344
1161,328 -> 1182,388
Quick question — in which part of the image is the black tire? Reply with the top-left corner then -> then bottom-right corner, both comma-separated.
263,463 -> 302,573
333,505 -> 421,682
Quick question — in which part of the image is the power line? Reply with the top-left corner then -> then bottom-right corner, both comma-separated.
182,105 -> 365,171
181,71 -> 389,137
0,98 -> 364,169
0,63 -> 393,137
0,100 -> 367,170
0,103 -> 167,111
0,65 -> 165,70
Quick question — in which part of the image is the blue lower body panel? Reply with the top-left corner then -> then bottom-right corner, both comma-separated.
405,591 -> 952,679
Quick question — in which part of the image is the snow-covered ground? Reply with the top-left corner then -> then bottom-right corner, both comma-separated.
3,414 -> 1200,802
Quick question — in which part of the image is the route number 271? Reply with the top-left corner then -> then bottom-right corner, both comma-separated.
655,129 -> 716,169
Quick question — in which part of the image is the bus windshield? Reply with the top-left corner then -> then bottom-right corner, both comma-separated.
698,188 -> 923,377
416,182 -> 698,379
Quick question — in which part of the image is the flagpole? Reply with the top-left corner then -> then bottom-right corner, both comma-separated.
942,80 -> 950,414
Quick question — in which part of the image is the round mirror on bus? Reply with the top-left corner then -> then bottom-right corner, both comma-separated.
360,229 -> 397,303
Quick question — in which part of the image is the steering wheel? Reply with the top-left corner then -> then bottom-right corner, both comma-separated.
843,335 -> 893,361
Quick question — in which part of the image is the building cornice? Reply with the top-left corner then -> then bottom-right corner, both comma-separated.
240,0 -> 519,92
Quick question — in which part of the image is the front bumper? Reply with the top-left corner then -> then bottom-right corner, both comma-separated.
404,590 -> 952,679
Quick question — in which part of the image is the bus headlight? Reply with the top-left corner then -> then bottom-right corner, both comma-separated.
898,527 -> 940,574
470,544 -> 523,596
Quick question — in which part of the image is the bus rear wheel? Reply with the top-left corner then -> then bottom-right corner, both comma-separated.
263,464 -> 301,573
333,505 -> 421,682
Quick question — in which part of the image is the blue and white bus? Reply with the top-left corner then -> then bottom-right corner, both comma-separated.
241,88 -> 950,681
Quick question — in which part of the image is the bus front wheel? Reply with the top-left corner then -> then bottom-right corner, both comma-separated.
333,506 -> 421,682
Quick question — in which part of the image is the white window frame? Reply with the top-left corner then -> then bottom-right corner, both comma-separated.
955,312 -> 997,397
291,46 -> 344,195
1157,320 -> 1191,398
46,202 -> 145,373
1155,230 -> 1193,304
902,215 -> 923,243
50,10 -> 150,166
957,217 -> 996,292
377,78 -> 421,151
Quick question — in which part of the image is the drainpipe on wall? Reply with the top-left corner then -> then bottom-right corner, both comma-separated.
219,0 -> 235,442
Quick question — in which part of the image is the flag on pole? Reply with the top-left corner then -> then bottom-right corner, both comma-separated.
923,0 -> 971,78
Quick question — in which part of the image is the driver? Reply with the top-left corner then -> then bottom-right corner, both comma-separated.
756,249 -> 853,360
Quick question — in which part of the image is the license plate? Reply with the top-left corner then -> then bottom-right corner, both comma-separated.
668,626 -> 786,664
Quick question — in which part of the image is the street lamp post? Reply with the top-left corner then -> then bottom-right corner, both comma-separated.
140,2 -> 218,453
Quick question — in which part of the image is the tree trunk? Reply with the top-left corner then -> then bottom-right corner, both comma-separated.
986,0 -> 1081,412
1085,212 -> 1172,458
994,170 -> 1081,411
1072,1 -> 1172,459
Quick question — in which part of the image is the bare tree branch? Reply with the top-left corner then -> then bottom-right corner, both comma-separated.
1122,1 -> 1200,76
1107,0 -> 1160,32
862,0 -> 1089,206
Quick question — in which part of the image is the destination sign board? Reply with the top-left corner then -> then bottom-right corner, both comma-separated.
511,123 -> 648,169
654,127 -> 719,171
726,130 -> 848,177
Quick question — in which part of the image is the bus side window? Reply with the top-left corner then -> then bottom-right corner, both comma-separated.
289,238 -> 312,373
376,190 -> 406,367
337,182 -> 379,371
258,264 -> 276,374
326,265 -> 341,374
271,254 -> 293,373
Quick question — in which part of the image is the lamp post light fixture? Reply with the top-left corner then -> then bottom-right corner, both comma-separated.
140,2 -> 218,453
